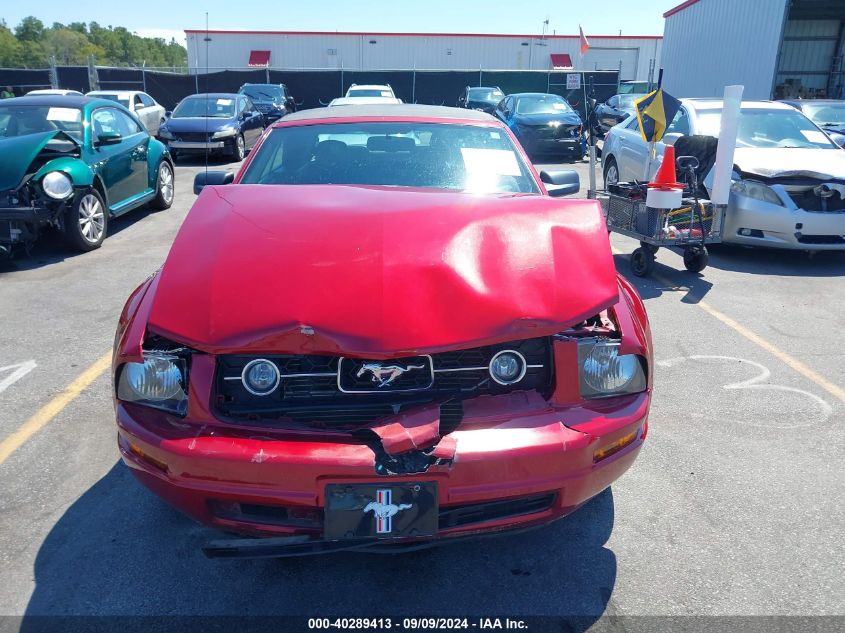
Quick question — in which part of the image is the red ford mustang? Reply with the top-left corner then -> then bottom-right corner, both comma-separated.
112,105 -> 652,557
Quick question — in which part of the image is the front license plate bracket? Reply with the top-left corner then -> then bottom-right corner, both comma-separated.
324,482 -> 438,540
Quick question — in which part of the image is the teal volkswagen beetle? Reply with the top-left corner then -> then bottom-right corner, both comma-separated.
0,95 -> 174,255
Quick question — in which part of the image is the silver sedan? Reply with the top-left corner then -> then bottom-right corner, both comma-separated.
602,99 -> 845,251
86,90 -> 167,136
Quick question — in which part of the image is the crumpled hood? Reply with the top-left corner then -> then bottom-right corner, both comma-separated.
0,131 -> 65,190
148,185 -> 618,356
734,147 -> 845,180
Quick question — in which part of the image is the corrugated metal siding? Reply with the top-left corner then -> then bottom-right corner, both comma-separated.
187,33 -> 661,79
776,19 -> 842,94
661,0 -> 788,99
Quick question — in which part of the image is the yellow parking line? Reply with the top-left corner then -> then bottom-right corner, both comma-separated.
612,246 -> 845,403
0,352 -> 112,466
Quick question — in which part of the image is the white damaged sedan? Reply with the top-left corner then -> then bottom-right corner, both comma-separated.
602,99 -> 845,251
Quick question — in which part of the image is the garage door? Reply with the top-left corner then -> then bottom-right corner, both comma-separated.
582,48 -> 640,80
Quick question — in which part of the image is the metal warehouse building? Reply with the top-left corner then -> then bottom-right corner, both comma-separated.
185,30 -> 662,81
661,0 -> 845,99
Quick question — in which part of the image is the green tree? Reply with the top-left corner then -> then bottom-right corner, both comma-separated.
15,16 -> 44,42
0,23 -> 23,67
45,28 -> 104,65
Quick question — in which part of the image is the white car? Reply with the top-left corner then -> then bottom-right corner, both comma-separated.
345,84 -> 397,99
602,99 -> 845,251
25,89 -> 84,96
328,96 -> 403,107
86,90 -> 167,136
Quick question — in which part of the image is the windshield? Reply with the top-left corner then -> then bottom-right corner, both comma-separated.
0,104 -> 84,140
695,108 -> 837,149
240,122 -> 540,194
800,103 -> 845,126
468,88 -> 504,102
92,94 -> 131,108
172,97 -> 236,118
515,95 -> 573,115
348,88 -> 393,98
618,94 -> 639,109
241,85 -> 283,103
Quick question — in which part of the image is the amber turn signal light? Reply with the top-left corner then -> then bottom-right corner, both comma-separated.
593,428 -> 640,463
128,441 -> 169,473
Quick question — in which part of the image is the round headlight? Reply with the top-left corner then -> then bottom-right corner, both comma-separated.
242,359 -> 280,396
488,350 -> 527,386
582,344 -> 640,393
41,171 -> 73,199
124,355 -> 184,400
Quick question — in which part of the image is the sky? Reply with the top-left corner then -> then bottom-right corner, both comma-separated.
4,0 -> 678,43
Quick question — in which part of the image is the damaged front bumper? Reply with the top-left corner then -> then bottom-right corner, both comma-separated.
724,186 -> 845,250
0,200 -> 65,252
116,388 -> 649,550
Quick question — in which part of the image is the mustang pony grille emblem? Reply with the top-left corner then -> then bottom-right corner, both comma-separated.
364,489 -> 413,534
356,362 -> 426,388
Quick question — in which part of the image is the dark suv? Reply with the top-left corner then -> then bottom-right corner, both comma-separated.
238,84 -> 296,122
457,86 -> 505,114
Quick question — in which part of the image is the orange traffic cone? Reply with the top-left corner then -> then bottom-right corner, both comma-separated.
648,145 -> 683,190
646,144 -> 683,209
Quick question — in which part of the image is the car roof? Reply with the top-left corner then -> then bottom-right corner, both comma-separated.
509,92 -> 566,98
182,93 -> 241,99
2,95 -> 94,107
278,104 -> 498,124
348,85 -> 392,90
683,99 -> 793,111
240,83 -> 285,88
87,90 -> 138,97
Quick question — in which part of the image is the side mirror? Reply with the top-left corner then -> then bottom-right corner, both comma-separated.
194,170 -> 234,195
96,132 -> 122,146
663,132 -> 684,146
540,170 -> 580,197
164,110 -> 172,118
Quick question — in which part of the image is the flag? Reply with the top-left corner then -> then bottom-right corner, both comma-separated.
579,26 -> 590,57
634,88 -> 681,143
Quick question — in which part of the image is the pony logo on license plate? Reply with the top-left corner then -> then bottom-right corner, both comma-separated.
364,489 -> 413,534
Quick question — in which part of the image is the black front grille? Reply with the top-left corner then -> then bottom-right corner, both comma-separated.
176,132 -> 212,142
214,337 -> 553,428
797,234 -> 845,244
209,493 -> 555,531
439,493 -> 556,529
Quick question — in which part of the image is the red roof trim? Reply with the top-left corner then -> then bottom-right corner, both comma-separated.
185,29 -> 662,40
663,0 -> 702,18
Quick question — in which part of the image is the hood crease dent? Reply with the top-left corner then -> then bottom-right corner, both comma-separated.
148,185 -> 619,357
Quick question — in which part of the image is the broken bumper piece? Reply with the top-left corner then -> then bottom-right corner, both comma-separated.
116,389 -> 648,547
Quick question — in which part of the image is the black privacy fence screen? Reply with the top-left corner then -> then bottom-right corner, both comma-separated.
0,66 -> 620,119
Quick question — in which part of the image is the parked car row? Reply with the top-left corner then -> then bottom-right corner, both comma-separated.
455,87 -> 588,161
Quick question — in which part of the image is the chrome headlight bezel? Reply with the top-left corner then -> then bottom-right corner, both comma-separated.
117,349 -> 190,415
41,171 -> 74,200
731,179 -> 784,206
488,349 -> 528,386
578,339 -> 647,399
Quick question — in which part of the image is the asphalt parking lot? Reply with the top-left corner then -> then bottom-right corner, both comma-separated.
0,151 -> 843,624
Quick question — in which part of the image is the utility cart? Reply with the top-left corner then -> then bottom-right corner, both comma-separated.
598,187 -> 725,276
